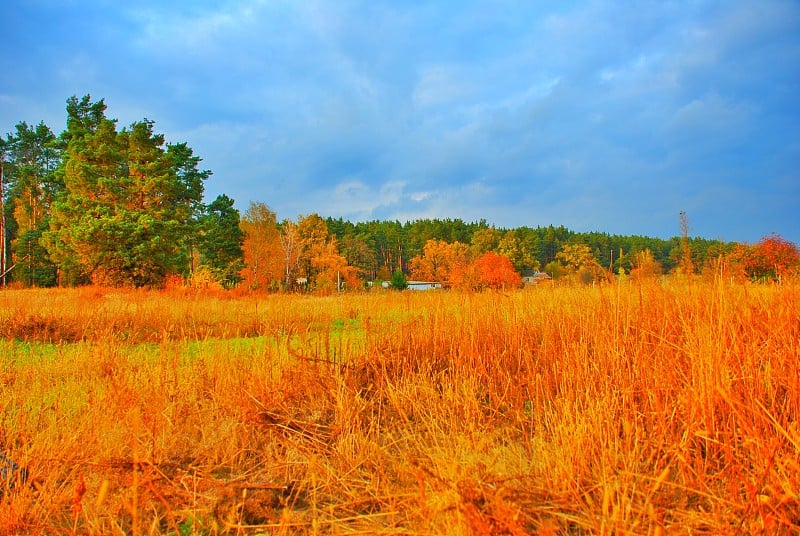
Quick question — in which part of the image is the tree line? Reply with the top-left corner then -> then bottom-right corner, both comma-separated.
2,96 -> 797,291
233,205 -> 798,291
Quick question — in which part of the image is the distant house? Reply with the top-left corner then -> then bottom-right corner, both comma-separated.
406,281 -> 443,291
522,271 -> 552,285
377,280 -> 443,290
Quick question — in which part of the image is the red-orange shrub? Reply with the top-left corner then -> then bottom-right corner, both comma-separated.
469,251 -> 522,290
729,233 -> 799,281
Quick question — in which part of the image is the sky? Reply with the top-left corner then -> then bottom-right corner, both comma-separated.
2,1 -> 799,243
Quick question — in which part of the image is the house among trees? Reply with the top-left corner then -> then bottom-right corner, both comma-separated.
378,280 -> 443,290
522,271 -> 552,285
406,281 -> 443,291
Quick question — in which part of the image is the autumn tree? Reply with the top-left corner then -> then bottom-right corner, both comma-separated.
278,219 -> 302,291
310,237 -> 358,293
471,251 -> 522,289
629,249 -> 663,281
298,213 -> 329,248
555,242 -> 604,283
730,233 -> 800,282
556,243 -> 595,271
292,213 -> 357,292
240,202 -> 283,290
409,239 -> 469,282
294,213 -> 326,281
293,212 -> 342,290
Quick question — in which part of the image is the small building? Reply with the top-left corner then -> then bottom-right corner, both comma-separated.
522,271 -> 552,285
377,280 -> 443,290
407,281 -> 443,291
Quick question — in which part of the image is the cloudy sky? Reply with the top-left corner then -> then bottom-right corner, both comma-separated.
2,1 -> 798,243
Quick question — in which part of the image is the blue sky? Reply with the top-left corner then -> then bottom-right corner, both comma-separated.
2,1 -> 798,243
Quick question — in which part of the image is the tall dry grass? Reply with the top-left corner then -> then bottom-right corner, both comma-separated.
0,280 -> 798,534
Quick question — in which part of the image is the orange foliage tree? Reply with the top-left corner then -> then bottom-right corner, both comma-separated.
278,219 -> 302,291
730,233 -> 800,282
459,251 -> 522,290
409,239 -> 469,282
240,202 -> 283,290
629,249 -> 663,281
310,238 -> 359,294
297,213 -> 330,286
240,211 -> 362,293
554,242 -> 605,284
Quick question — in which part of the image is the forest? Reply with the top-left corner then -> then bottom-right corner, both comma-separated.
1,96 -> 797,292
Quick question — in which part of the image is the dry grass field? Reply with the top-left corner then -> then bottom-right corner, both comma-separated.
0,279 -> 798,534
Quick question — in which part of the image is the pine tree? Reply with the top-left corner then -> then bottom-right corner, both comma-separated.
44,95 -> 209,286
7,122 -> 62,286
198,194 -> 245,287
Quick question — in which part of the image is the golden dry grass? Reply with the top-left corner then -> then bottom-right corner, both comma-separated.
0,280 -> 798,534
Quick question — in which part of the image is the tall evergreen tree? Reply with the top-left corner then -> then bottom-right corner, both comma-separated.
43,95 -> 209,287
7,122 -> 62,286
60,95 -> 107,144
198,194 -> 245,286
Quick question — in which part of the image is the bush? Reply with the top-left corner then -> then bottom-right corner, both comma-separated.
390,270 -> 408,290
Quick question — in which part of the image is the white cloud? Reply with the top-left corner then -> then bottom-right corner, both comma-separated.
131,3 -> 264,52
464,76 -> 562,119
306,179 -> 407,220
412,65 -> 473,108
597,53 -> 672,90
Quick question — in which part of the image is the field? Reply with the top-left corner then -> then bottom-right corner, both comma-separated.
0,279 -> 798,535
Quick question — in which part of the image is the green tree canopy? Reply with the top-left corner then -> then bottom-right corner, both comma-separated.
6,121 -> 62,286
390,269 -> 408,290
198,194 -> 245,286
43,95 -> 210,287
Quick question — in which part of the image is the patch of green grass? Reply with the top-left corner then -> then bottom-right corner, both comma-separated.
329,317 -> 360,332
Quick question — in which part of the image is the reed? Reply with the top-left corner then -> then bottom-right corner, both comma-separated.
0,280 -> 797,534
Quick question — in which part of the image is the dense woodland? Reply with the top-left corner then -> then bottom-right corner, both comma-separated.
1,96 -> 797,291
